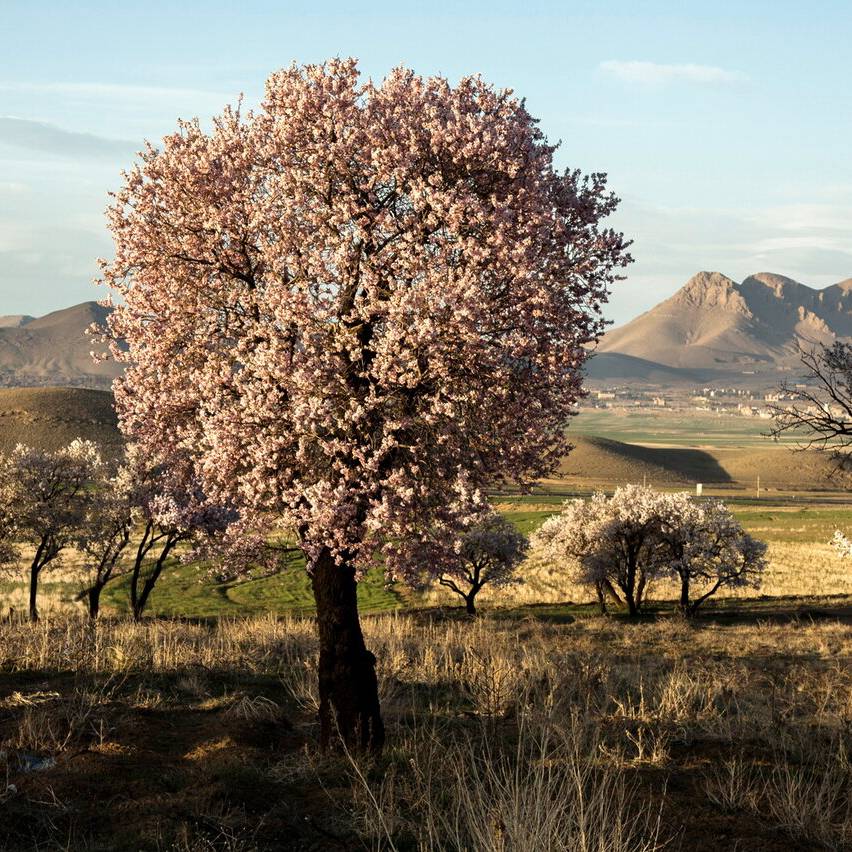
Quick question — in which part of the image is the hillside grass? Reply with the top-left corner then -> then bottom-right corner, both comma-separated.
0,387 -> 121,456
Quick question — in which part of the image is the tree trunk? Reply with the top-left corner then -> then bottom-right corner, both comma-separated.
310,547 -> 384,753
29,562 -> 39,622
679,573 -> 690,614
131,535 -> 175,621
88,585 -> 102,620
465,594 -> 477,615
133,574 -> 157,622
595,582 -> 607,614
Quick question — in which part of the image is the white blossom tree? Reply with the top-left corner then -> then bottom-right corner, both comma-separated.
0,440 -> 102,621
75,459 -> 134,620
98,58 -> 631,749
121,446 -> 234,622
655,493 -> 767,615
533,486 -> 768,617
437,508 -> 528,615
533,485 -> 665,616
831,530 -> 852,558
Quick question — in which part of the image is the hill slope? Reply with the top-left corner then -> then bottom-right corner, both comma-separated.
0,301 -> 121,389
0,387 -> 122,455
594,271 -> 852,381
556,434 -> 838,490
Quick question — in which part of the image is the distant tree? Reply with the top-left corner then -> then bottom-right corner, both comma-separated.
769,341 -> 852,461
438,509 -> 528,615
769,342 -> 852,556
534,487 -> 768,617
1,440 -> 102,621
655,493 -> 767,615
533,485 -> 665,616
99,58 -> 630,750
76,459 -> 133,620
831,529 -> 852,558
121,447 -> 232,622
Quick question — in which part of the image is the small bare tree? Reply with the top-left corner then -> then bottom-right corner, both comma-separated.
769,341 -> 852,552
769,341 -> 852,464
438,509 -> 528,615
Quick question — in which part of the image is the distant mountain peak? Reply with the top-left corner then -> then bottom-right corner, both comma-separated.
0,300 -> 118,389
671,271 -> 748,313
595,270 -> 852,382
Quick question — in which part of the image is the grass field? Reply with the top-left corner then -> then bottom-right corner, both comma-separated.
2,496 -> 850,619
1,607 -> 849,850
571,407 -> 786,447
0,400 -> 850,851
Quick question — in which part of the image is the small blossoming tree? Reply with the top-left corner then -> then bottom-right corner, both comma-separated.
75,462 -> 133,620
534,486 -> 768,617
99,59 -> 630,750
832,530 -> 852,557
122,447 -> 233,622
0,440 -> 102,621
533,485 -> 665,616
438,508 -> 528,615
655,493 -> 767,615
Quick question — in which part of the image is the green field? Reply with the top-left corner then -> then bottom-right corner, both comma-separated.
571,408 -> 789,447
1,498 -> 843,619
100,549 -> 403,617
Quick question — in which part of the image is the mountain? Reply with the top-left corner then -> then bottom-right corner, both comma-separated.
592,271 -> 852,384
0,301 -> 120,389
0,314 -> 35,328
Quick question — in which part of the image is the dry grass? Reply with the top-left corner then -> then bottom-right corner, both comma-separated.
0,610 -> 849,850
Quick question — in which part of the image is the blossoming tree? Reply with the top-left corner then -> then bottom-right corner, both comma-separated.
534,486 -> 768,616
655,493 -> 767,615
0,440 -> 102,621
533,485 -> 664,616
75,461 -> 132,620
100,59 -> 630,750
437,508 -> 528,615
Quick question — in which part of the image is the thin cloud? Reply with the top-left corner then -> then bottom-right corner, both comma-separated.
0,80 -> 234,101
600,60 -> 745,85
0,116 -> 135,159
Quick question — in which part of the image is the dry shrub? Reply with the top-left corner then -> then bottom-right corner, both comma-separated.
348,701 -> 664,852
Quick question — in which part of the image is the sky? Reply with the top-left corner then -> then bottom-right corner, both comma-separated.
1,0 -> 851,325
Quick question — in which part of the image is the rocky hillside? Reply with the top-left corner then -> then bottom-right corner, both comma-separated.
593,271 -> 852,383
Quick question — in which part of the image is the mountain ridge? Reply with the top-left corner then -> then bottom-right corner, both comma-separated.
593,270 -> 852,384
0,300 -> 119,389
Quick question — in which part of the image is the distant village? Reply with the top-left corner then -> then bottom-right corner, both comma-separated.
584,385 -> 809,419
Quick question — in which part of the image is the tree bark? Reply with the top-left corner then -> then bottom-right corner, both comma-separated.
465,594 -> 477,615
88,585 -> 102,620
28,539 -> 47,623
595,582 -> 607,614
310,547 -> 384,753
679,573 -> 690,614
29,562 -> 39,622
131,533 -> 176,621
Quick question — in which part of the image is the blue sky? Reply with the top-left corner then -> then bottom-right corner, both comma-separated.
1,0 -> 850,323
